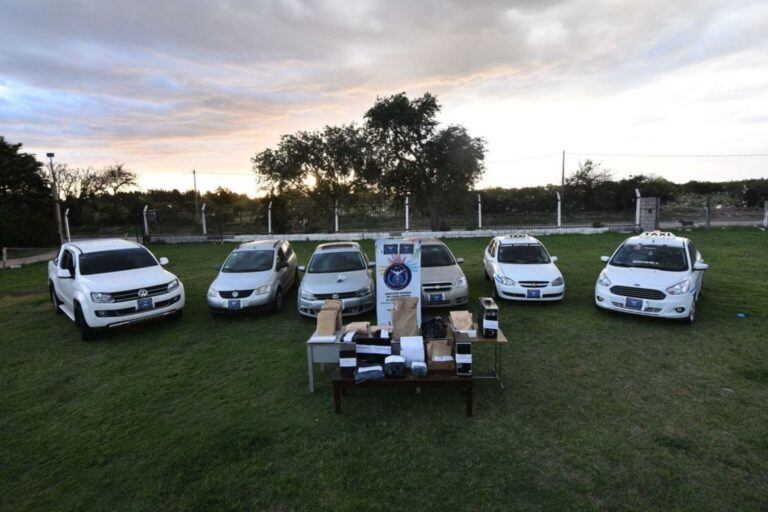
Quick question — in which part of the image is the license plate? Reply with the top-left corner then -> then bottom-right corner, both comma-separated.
526,289 -> 541,299
228,299 -> 241,310
137,297 -> 153,310
429,293 -> 444,303
625,297 -> 643,310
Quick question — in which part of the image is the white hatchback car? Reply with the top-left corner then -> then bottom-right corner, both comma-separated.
483,234 -> 565,301
594,231 -> 708,323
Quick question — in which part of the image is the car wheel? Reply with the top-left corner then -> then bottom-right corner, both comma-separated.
685,301 -> 696,324
74,303 -> 97,341
272,287 -> 284,313
484,269 -> 490,282
491,282 -> 500,301
50,283 -> 63,315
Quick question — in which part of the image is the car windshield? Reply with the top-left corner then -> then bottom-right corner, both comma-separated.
421,245 -> 455,267
308,251 -> 365,273
610,244 -> 688,272
79,248 -> 157,275
498,244 -> 550,264
222,250 -> 274,273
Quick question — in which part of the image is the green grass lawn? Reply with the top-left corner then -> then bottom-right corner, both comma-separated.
1,229 -> 767,511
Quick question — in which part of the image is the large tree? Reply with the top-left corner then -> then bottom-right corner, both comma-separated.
363,92 -> 485,229
252,124 -> 369,220
0,136 -> 55,245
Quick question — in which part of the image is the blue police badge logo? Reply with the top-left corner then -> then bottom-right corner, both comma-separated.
384,263 -> 412,290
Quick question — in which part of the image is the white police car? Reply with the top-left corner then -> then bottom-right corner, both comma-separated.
594,231 -> 708,323
483,234 -> 565,301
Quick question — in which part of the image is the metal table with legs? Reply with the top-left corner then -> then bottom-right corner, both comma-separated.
306,330 -> 343,393
469,327 -> 507,390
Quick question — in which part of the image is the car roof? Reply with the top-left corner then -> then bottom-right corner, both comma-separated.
414,237 -> 445,246
315,242 -> 362,253
68,238 -> 141,254
495,234 -> 541,245
236,239 -> 281,251
623,231 -> 688,247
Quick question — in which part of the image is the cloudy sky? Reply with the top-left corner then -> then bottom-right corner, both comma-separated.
1,0 -> 767,194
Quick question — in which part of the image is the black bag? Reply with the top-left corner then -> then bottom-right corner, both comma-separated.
422,316 -> 448,339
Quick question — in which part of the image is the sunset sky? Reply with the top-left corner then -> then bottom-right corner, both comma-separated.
1,0 -> 767,195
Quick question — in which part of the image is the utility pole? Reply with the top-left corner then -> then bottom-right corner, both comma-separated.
192,169 -> 199,224
47,152 -> 64,244
560,150 -> 566,195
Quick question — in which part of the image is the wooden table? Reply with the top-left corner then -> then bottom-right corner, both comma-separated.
331,368 -> 475,416
468,326 -> 508,391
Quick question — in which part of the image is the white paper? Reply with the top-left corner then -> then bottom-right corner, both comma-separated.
400,336 -> 425,368
456,354 -> 472,364
433,355 -> 454,362
483,319 -> 498,330
358,365 -> 382,373
379,329 -> 390,339
356,344 -> 392,355
339,357 -> 357,367
308,335 -> 337,343
384,355 -> 405,364
343,332 -> 356,342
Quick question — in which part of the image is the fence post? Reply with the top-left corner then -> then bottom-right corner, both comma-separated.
142,205 -> 150,236
705,194 -> 712,229
334,200 -> 339,233
477,193 -> 483,229
405,195 -> 410,231
556,192 -> 562,228
635,189 -> 642,231
763,199 -> 768,229
268,201 -> 273,235
201,203 -> 207,235
2,247 -> 6,269
64,208 -> 71,242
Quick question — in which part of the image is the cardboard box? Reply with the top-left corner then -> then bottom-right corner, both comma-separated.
426,338 -> 455,371
344,321 -> 370,334
316,300 -> 342,336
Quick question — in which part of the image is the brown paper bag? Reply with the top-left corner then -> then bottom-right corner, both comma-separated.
427,338 -> 455,371
316,300 -> 342,336
391,297 -> 419,340
449,310 -> 473,331
344,321 -> 370,334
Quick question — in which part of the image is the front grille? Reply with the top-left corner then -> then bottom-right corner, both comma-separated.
423,282 -> 452,292
219,290 -> 253,299
519,281 -> 549,288
111,282 -> 172,302
314,291 -> 357,300
97,295 -> 181,317
610,286 -> 666,300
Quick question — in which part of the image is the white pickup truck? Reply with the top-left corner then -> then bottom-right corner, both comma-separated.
48,239 -> 185,340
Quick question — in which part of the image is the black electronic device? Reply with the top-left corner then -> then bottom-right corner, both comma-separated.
453,331 -> 472,376
476,297 -> 499,338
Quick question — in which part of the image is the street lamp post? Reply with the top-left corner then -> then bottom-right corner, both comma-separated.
47,152 -> 64,244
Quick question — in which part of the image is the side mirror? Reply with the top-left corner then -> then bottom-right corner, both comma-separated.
600,256 -> 610,263
550,256 -> 558,263
277,261 -> 287,271
456,257 -> 464,264
56,268 -> 72,279
694,262 -> 709,271
159,257 -> 169,265
368,261 -> 375,269
298,265 -> 306,273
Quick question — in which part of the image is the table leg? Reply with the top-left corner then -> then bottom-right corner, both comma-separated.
307,345 -> 315,393
333,381 -> 342,414
466,380 -> 474,417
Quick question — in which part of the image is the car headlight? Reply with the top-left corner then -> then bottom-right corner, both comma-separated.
551,276 -> 564,287
355,284 -> 373,297
255,284 -> 272,295
666,279 -> 691,295
301,289 -> 315,300
597,272 -> 611,287
167,279 -> 179,292
90,292 -> 114,303
495,275 -> 515,286
207,287 -> 218,298
453,276 -> 468,288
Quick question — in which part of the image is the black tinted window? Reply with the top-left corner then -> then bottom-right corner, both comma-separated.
610,244 -> 688,272
308,251 -> 365,273
79,248 -> 157,275
498,244 -> 550,264
421,245 -> 455,267
222,250 -> 274,273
